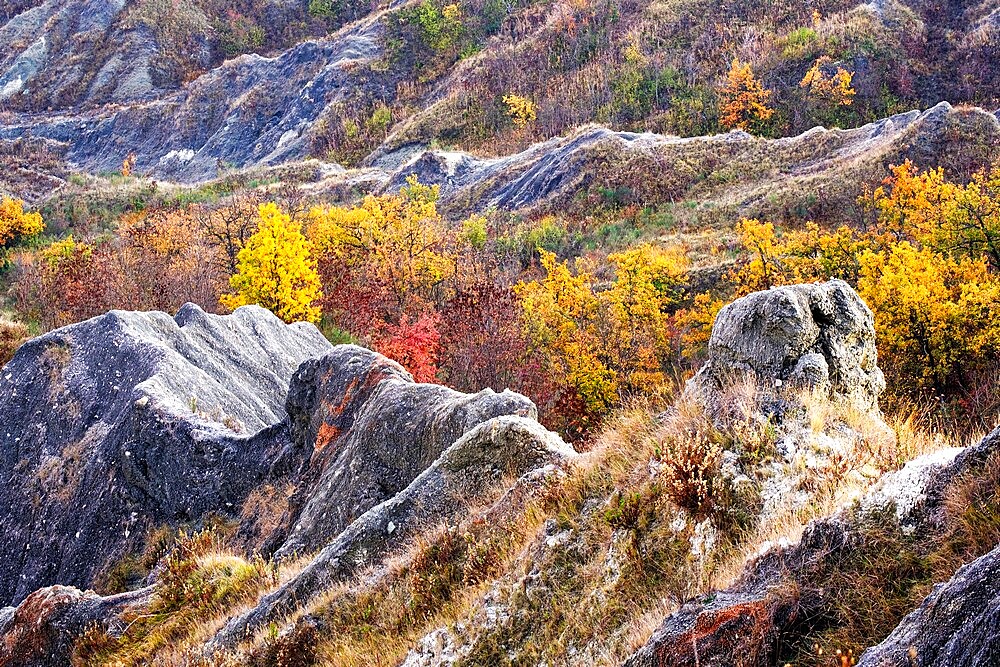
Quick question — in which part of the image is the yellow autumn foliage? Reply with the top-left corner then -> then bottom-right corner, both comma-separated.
307,176 -> 453,307
0,197 -> 45,249
516,245 -> 688,415
719,58 -> 774,133
732,161 -> 1000,396
800,57 -> 856,107
857,243 -> 1000,390
222,203 -> 322,323
503,94 -> 538,128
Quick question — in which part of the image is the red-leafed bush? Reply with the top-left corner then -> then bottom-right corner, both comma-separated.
375,312 -> 442,383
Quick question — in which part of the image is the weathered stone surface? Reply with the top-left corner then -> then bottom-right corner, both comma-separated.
857,542 -> 1000,667
0,585 -> 151,667
623,518 -> 849,667
270,345 -> 538,559
624,426 -> 1000,667
0,12 -> 386,183
0,303 -> 331,606
212,415 -> 577,649
687,279 -> 885,419
0,0 -> 166,109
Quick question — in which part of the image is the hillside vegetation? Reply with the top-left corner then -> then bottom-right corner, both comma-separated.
1,0 -> 1000,666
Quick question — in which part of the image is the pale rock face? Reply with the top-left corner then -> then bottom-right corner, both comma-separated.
681,281 -> 890,521
687,279 -> 886,421
210,415 -> 577,649
0,302 -> 576,666
0,303 -> 332,606
862,446 -> 965,526
272,344 -> 541,559
857,540 -> 1000,667
626,425 -> 1000,667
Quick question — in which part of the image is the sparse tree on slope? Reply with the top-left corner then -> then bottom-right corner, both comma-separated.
719,58 -> 774,134
0,197 -> 44,249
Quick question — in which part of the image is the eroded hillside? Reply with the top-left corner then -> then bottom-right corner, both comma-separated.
1,282 -> 997,667
2,0 -> 1000,191
2,0 -> 1000,665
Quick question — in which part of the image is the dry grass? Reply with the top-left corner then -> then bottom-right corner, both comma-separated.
0,312 -> 30,366
64,386 -> 986,667
74,530 -> 278,667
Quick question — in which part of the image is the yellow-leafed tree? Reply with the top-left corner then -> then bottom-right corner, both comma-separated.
719,58 -> 774,133
800,57 -> 856,107
0,197 -> 45,248
222,203 -> 322,323
307,176 -> 453,310
857,242 -> 1000,391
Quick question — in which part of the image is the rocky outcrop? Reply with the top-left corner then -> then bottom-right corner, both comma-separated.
271,345 -> 538,559
0,303 -> 331,606
0,0 -> 161,110
857,542 -> 1000,667
353,102 -> 1000,217
0,302 -> 571,662
0,10 -> 387,183
212,415 -> 577,649
677,280 -> 890,520
624,283 -> 999,667
0,585 -> 150,667
686,279 -> 885,420
625,426 -> 1000,667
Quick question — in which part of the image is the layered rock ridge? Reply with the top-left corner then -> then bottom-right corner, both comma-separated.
0,303 -> 331,606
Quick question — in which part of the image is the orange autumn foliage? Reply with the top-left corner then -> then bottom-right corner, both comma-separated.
719,58 -> 774,133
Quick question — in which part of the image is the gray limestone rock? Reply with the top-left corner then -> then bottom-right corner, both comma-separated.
211,415 -> 576,649
0,303 -> 331,605
686,279 -> 886,421
857,543 -> 1000,667
273,345 -> 538,559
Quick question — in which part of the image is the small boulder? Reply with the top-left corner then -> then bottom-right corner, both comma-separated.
687,280 -> 885,420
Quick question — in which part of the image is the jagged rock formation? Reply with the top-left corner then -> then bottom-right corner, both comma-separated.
625,426 -> 1000,667
0,303 -> 331,606
1,0 -> 199,109
272,345 -> 537,559
0,10 -> 386,183
213,415 -> 575,649
857,542 -> 1000,667
0,303 -> 571,664
676,280 -> 890,520
686,279 -> 886,420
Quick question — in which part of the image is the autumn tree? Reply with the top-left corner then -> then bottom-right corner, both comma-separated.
516,244 -> 689,435
0,197 -> 44,250
857,242 -> 1000,393
308,177 -> 452,312
503,94 -> 538,128
195,189 -> 265,274
14,210 -> 227,329
674,292 -> 724,363
731,218 -> 783,292
866,160 -> 1000,270
13,235 -> 96,328
800,60 -> 856,105
603,244 -> 689,391
729,161 -> 1000,411
375,312 -> 442,383
516,249 -> 615,426
222,203 -> 322,323
719,58 -> 774,133
121,152 -> 137,178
